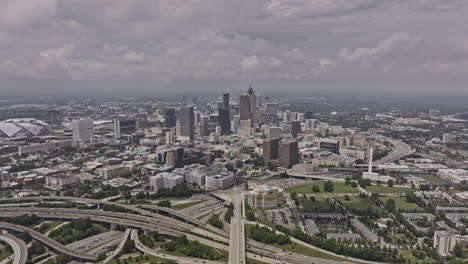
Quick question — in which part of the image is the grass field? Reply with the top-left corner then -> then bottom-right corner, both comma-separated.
172,200 -> 205,210
160,247 -> 229,262
35,221 -> 63,234
272,242 -> 365,264
247,258 -> 270,264
379,196 -> 423,211
286,181 -> 358,194
106,254 -> 170,264
400,174 -> 446,184
400,250 -> 438,264
0,250 -> 12,262
366,185 -> 414,194
336,196 -> 379,211
301,197 -> 339,213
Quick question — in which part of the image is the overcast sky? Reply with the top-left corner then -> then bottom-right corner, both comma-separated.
1,0 -> 468,96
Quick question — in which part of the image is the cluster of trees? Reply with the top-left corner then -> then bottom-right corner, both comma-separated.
208,214 -> 223,228
29,241 -> 46,255
224,203 -> 234,223
161,235 -> 224,260
43,254 -> 72,264
4,214 -> 41,227
121,240 -> 135,254
323,181 -> 335,192
394,212 -> 427,237
138,231 -> 164,248
62,181 -> 93,197
248,224 -> 291,245
90,185 -> 120,199
157,200 -> 171,208
246,211 -> 256,221
291,230 -> 404,263
49,218 -> 103,244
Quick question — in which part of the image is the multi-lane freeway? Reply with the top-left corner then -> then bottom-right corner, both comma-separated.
228,189 -> 246,264
0,222 -> 96,261
0,196 -> 382,264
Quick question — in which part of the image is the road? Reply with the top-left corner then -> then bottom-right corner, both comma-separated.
369,134 -> 414,165
0,197 -> 382,264
0,233 -> 28,264
100,229 -> 131,264
0,222 -> 95,261
131,229 -> 225,264
228,188 -> 246,264
69,230 -> 122,252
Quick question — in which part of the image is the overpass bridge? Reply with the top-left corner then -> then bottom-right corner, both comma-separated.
0,233 -> 28,264
0,222 -> 96,261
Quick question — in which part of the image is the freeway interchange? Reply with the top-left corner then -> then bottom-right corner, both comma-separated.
0,196 -> 378,264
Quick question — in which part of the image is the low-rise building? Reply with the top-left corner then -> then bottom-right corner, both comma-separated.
438,169 -> 468,184
248,185 -> 284,209
46,174 -> 78,189
100,165 -> 127,180
349,219 -> 379,243
205,170 -> 234,189
149,172 -> 184,190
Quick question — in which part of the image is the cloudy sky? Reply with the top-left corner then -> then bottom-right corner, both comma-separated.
1,0 -> 468,96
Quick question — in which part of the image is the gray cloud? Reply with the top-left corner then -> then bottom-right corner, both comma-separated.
0,0 -> 467,94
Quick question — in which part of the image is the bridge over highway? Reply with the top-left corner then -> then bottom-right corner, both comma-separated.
0,222 -> 96,261
0,233 -> 28,264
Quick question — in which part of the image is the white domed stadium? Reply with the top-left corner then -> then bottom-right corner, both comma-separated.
0,118 -> 51,138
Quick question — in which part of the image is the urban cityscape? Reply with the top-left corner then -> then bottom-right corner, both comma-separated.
2,1 -> 468,264
1,87 -> 468,264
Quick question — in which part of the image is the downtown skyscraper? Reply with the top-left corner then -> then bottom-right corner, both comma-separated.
180,106 -> 194,140
239,85 -> 256,127
218,93 -> 230,133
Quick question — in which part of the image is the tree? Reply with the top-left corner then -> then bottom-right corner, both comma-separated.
419,184 -> 430,191
312,185 -> 320,192
345,177 -> 352,185
97,252 -> 107,261
344,195 -> 350,201
385,199 -> 396,212
122,240 -> 135,254
157,200 -> 171,208
323,181 -> 335,192
246,211 -> 256,221
452,244 -> 463,258
387,179 -> 394,188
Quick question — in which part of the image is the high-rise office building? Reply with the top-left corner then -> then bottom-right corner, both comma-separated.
47,109 -> 63,127
223,93 -> 229,109
114,117 -> 136,139
192,97 -> 198,104
263,138 -> 280,162
72,119 -> 94,142
180,106 -> 194,140
218,108 -> 230,132
239,85 -> 257,127
218,93 -> 230,132
199,116 -> 210,137
165,108 -> 176,128
166,151 -> 176,167
291,121 -> 301,138
280,140 -> 299,168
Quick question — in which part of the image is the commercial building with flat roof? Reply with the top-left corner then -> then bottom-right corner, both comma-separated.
248,185 -> 284,209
